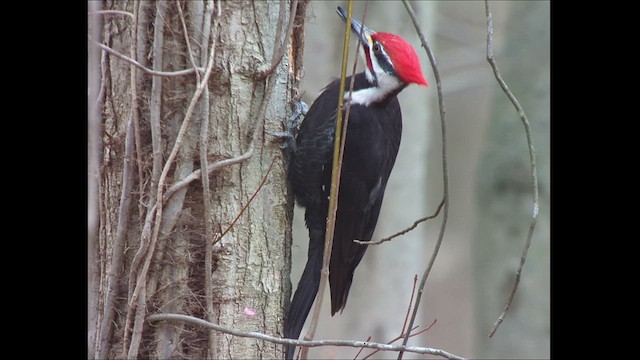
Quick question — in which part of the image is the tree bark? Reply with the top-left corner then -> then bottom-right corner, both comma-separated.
89,1 -> 305,358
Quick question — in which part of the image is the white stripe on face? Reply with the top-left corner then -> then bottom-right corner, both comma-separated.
346,42 -> 403,106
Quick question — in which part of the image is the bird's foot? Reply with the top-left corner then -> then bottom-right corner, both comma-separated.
266,100 -> 308,153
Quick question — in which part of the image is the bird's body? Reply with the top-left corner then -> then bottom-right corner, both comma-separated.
282,7 -> 427,359
289,71 -> 402,317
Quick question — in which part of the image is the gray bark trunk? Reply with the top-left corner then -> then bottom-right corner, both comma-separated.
89,1 -> 304,358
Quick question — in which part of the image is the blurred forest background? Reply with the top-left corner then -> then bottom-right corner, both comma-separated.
291,1 -> 550,359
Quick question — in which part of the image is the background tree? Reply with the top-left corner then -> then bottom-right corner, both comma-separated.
88,0 -> 305,358
474,2 -> 550,357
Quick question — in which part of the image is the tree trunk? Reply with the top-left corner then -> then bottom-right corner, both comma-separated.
88,1 -> 305,358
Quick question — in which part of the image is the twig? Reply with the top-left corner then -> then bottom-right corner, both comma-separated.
256,0 -> 300,79
87,1 -> 102,356
212,156 -> 278,245
398,2 -> 450,359
196,1 -> 217,358
164,152 -> 253,201
132,1 -> 145,230
93,42 -> 204,77
133,150 -> 255,233
128,282 -> 147,358
484,0 -> 539,338
246,0 -> 299,142
94,44 -> 108,111
353,336 -> 372,360
360,274 -> 418,360
98,116 -> 136,360
125,0 -> 151,325
97,4 -> 141,357
88,10 -> 135,20
362,323 -> 435,360
302,2 -> 354,357
146,313 -> 466,360
401,275 -> 419,336
127,3 -> 170,356
355,198 -> 444,246
177,1 -> 200,83
178,0 -> 217,356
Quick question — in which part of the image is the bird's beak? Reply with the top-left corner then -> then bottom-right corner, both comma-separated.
336,6 -> 375,50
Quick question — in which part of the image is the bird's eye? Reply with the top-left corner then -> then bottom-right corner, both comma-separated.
373,43 -> 381,54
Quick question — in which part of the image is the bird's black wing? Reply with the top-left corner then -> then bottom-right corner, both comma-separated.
329,98 -> 402,314
284,77 -> 341,359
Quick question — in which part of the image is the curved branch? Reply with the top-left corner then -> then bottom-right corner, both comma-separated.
484,0 -> 539,338
398,2 -> 450,358
256,0 -> 299,79
93,42 -> 205,77
146,313 -> 467,360
355,198 -> 445,246
88,10 -> 135,20
212,157 -> 278,245
163,152 -> 253,202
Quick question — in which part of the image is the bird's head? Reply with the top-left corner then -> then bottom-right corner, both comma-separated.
337,7 -> 428,105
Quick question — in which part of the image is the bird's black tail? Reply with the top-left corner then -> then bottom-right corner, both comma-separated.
284,226 -> 324,359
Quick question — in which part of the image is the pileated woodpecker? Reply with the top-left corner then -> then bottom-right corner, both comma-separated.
283,7 -> 428,358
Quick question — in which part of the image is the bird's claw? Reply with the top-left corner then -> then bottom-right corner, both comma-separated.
266,100 -> 308,153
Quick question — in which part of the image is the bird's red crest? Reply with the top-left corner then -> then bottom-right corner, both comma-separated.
372,32 -> 428,87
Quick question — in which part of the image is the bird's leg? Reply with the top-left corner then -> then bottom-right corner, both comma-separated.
266,100 -> 308,153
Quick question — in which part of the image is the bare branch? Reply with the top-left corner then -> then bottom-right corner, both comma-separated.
484,0 -> 539,338
245,0 -> 299,143
177,1 -> 201,83
163,152 -> 253,202
353,336 -> 372,360
355,199 -> 444,246
256,0 -> 300,79
146,313 -> 467,360
128,284 -> 147,358
132,1 -> 145,229
401,275 -> 419,336
398,2 -> 451,358
94,45 -> 108,110
127,2 -> 170,355
97,4 -> 142,356
128,2 -> 221,353
361,275 -> 419,360
87,2 -> 102,356
212,157 -> 278,245
125,152 -> 254,233
93,42 -> 204,77
362,323 -> 436,360
98,117 -> 136,360
89,10 -> 135,20
188,0 -> 217,357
